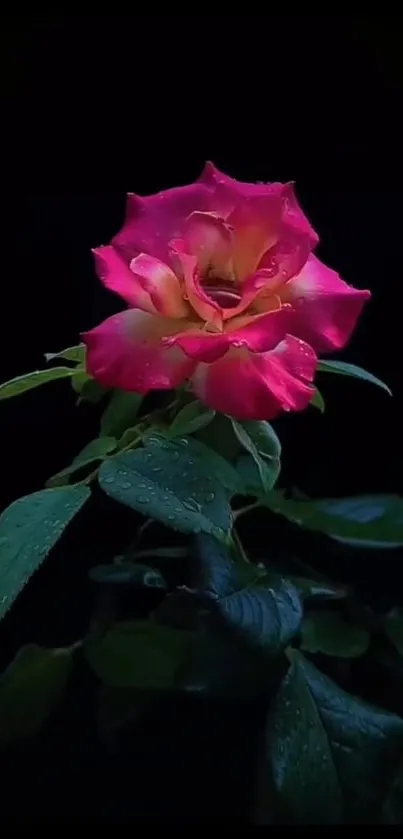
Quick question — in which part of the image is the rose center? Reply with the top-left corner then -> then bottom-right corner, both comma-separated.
204,284 -> 241,309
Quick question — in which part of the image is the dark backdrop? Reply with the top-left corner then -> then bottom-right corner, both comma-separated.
1,15 -> 403,823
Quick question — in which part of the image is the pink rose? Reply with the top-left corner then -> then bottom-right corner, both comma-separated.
83,163 -> 370,421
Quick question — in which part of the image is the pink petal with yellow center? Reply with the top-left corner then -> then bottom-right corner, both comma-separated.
169,306 -> 293,362
227,195 -> 284,282
93,245 -> 157,313
129,253 -> 189,319
82,309 -> 195,393
181,211 -> 234,278
191,336 -> 317,421
283,254 -> 371,352
172,250 -> 223,329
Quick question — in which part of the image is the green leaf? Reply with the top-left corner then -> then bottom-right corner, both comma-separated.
89,563 -> 166,588
45,343 -> 86,364
0,486 -> 90,621
0,367 -> 75,401
84,620 -> 193,689
384,609 -> 403,657
145,432 -> 240,494
74,374 -> 108,403
318,359 -> 392,396
231,420 -> 281,493
301,610 -> 370,658
46,436 -> 117,487
169,400 -> 215,437
115,426 -> 142,451
263,491 -> 403,548
194,534 -> 303,653
196,412 -> 243,461
290,577 -> 348,602
0,644 -> 73,744
236,455 -> 265,496
100,390 -> 144,438
99,438 -> 233,540
311,387 -> 325,412
263,650 -> 403,824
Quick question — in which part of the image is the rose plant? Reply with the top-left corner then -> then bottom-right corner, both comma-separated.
0,165 -> 402,824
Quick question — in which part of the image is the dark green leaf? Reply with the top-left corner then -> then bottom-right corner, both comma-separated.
384,609 -> 403,657
75,374 -> 108,403
263,491 -> 403,548
84,620 -> 193,689
145,432 -> 240,494
301,610 -> 370,658
0,486 -> 90,621
115,426 -> 142,451
46,436 -> 116,487
196,412 -> 243,461
318,359 -> 392,396
231,420 -> 281,493
311,387 -> 325,412
45,343 -> 86,364
290,577 -> 348,602
101,390 -> 143,438
0,367 -> 75,401
0,644 -> 73,744
236,455 -> 265,496
89,563 -> 166,588
169,400 -> 215,437
194,534 -> 303,653
99,439 -> 233,539
263,650 -> 403,823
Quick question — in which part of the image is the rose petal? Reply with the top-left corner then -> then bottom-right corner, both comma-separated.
112,181 -> 217,266
191,335 -> 317,421
129,253 -> 189,318
181,211 -> 234,278
172,250 -> 223,329
283,254 -> 371,352
93,245 -> 157,313
82,309 -> 195,393
227,195 -> 284,282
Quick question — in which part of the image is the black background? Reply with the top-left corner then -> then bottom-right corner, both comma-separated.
1,15 -> 403,823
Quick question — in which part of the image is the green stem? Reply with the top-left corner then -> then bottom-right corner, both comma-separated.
234,501 -> 262,521
230,527 -> 251,564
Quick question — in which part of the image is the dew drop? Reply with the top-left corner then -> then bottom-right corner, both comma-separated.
121,481 -> 131,489
138,495 -> 150,503
103,476 -> 114,484
183,498 -> 202,513
168,514 -> 175,520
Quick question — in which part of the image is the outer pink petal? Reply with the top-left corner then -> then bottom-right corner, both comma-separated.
82,309 -> 195,393
93,245 -> 157,313
129,253 -> 189,318
191,336 -> 317,421
112,181 -> 218,266
284,254 -> 371,352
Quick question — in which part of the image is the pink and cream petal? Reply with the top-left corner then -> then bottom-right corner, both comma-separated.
82,309 -> 195,394
129,253 -> 189,318
181,211 -> 234,278
191,336 -> 317,421
283,254 -> 371,352
92,245 -> 157,314
172,250 -> 223,329
227,195 -> 284,282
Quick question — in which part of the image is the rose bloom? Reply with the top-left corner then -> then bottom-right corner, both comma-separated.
83,163 -> 370,421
